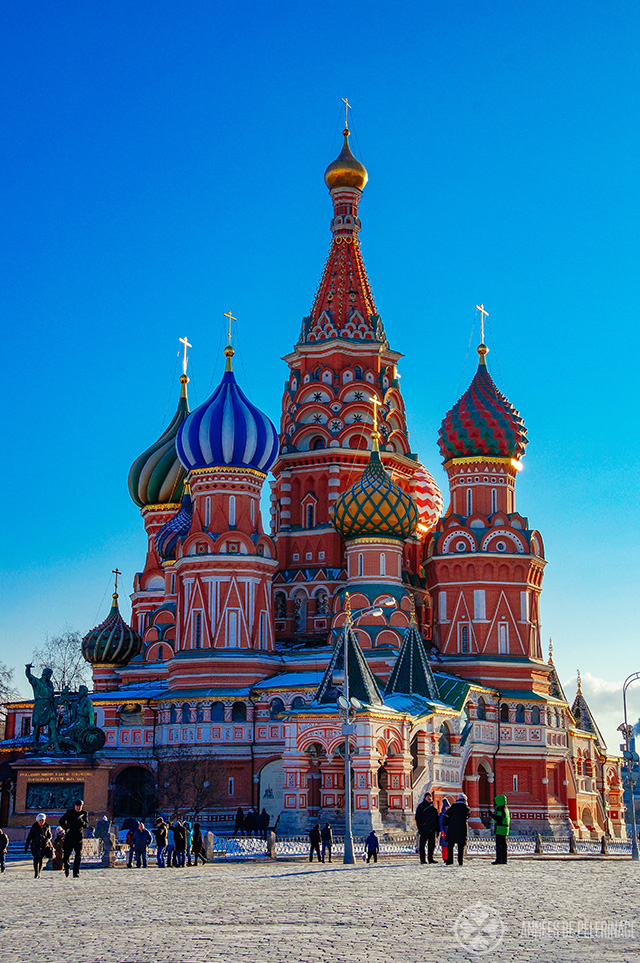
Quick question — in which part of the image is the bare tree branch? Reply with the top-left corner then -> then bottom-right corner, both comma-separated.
32,629 -> 91,691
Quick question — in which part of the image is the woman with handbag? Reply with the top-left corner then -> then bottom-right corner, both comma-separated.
439,798 -> 450,863
25,813 -> 53,878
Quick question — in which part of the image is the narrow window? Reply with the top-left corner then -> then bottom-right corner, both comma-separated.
466,488 -> 473,516
380,553 -> 386,576
170,574 -> 175,595
491,488 -> 497,514
498,622 -> 509,654
250,498 -> 255,523
520,591 -> 530,622
358,553 -> 364,577
194,612 -> 202,649
439,592 -> 447,621
306,503 -> 314,528
473,589 -> 486,621
205,496 -> 211,527
459,624 -> 469,654
229,495 -> 236,527
158,644 -> 164,661
259,611 -> 266,649
228,610 -> 238,646
228,777 -> 234,796
513,774 -> 518,793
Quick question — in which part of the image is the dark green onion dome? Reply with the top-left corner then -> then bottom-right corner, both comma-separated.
82,593 -> 142,666
128,374 -> 190,507
154,488 -> 193,561
331,439 -> 418,540
439,344 -> 527,461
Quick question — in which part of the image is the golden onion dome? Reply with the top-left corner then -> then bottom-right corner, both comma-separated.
324,128 -> 368,192
331,446 -> 418,541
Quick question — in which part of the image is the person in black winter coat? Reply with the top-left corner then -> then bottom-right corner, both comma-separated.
154,818 -> 168,868
415,792 -> 440,864
0,827 -> 9,872
173,821 -> 187,866
132,822 -> 153,868
191,823 -> 207,865
25,814 -> 52,878
59,799 -> 88,878
233,807 -> 245,836
309,824 -> 322,862
244,810 -> 255,836
444,793 -> 471,866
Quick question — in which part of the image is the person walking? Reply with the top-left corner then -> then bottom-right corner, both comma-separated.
415,791 -> 440,864
185,821 -> 194,866
125,827 -> 135,868
444,793 -> 471,866
320,823 -> 333,863
173,820 -> 186,866
132,822 -> 152,868
192,823 -> 208,865
439,798 -> 450,863
233,807 -> 245,836
365,830 -> 380,863
0,826 -> 8,872
59,798 -> 88,878
166,824 -> 175,868
154,818 -> 168,868
259,808 -> 270,840
309,823 -> 322,862
244,809 -> 255,837
489,794 -> 511,864
25,813 -> 52,878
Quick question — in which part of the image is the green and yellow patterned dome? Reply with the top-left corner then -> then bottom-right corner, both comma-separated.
331,443 -> 418,541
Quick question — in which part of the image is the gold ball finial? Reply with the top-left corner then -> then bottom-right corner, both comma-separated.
324,128 -> 368,192
576,668 -> 582,694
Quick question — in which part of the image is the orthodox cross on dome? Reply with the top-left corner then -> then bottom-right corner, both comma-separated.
342,97 -> 351,130
576,668 -> 582,693
223,310 -> 237,371
369,394 -> 381,449
179,337 -> 191,377
548,637 -> 554,664
112,567 -> 122,598
475,303 -> 489,343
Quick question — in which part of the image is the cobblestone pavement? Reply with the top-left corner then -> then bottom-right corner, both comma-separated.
1,856 -> 639,962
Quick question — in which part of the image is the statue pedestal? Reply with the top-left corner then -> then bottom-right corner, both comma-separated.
9,757 -> 112,829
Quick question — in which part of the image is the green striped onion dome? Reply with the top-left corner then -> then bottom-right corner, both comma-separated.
128,375 -> 190,507
331,448 -> 418,540
82,594 -> 143,665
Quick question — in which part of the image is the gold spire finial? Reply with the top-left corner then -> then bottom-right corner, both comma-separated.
576,668 -> 582,694
409,595 -> 417,625
223,310 -> 237,371
179,336 -> 191,395
112,567 -> 122,602
342,97 -> 351,132
345,591 -> 352,620
548,637 -> 553,664
369,394 -> 381,451
475,303 -> 489,361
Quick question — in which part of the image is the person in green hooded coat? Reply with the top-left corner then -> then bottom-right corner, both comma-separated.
489,794 -> 510,864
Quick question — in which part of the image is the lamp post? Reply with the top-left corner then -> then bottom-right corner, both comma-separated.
334,592 -> 395,865
619,672 -> 640,861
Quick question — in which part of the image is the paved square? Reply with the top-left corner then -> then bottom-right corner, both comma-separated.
1,856 -> 638,962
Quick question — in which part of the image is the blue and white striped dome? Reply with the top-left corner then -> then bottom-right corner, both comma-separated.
176,352 -> 279,474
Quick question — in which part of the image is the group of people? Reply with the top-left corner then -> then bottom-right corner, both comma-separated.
308,824 -> 381,864
22,798 -> 89,878
126,818 -> 208,868
232,807 -> 271,838
415,791 -> 510,866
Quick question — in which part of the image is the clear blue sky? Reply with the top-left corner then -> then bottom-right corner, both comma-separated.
2,1 -> 639,747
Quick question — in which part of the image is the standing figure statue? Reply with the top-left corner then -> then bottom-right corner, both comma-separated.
25,664 -> 60,751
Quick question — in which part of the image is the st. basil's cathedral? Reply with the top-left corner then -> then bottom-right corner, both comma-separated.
1,122 -> 625,839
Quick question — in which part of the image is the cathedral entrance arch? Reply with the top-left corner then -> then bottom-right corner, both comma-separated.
377,766 -> 389,820
306,743 -> 325,814
257,759 -> 284,828
113,766 -> 156,818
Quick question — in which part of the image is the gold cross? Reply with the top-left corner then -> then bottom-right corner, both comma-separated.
112,568 -> 122,594
223,310 -> 236,345
179,336 -> 191,377
342,97 -> 351,129
475,303 -> 489,343
369,394 -> 381,433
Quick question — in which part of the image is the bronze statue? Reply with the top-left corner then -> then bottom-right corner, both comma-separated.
25,664 -> 60,751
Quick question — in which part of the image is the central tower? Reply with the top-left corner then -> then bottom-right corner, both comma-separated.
271,121 -> 442,644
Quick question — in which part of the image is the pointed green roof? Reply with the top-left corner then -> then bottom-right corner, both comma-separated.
385,622 -> 440,701
314,621 -> 383,707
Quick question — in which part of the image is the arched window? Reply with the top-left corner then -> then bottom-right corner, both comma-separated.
270,698 -> 285,719
500,704 -> 510,722
231,702 -> 247,722
229,495 -> 236,527
291,697 -> 306,710
275,592 -> 287,619
438,723 -> 452,755
531,706 -> 541,725
181,704 -> 191,724
515,704 -> 525,723
210,702 -> 224,722
169,704 -> 177,724
311,437 -> 324,450
306,503 -> 315,528
196,704 -> 204,723
476,697 -> 486,721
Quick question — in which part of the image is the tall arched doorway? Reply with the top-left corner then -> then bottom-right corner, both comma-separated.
113,766 -> 156,818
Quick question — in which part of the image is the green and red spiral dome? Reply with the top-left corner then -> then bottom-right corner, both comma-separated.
438,348 -> 527,461
82,595 -> 142,666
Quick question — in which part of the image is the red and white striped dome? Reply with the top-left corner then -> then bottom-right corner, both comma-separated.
410,464 -> 443,534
